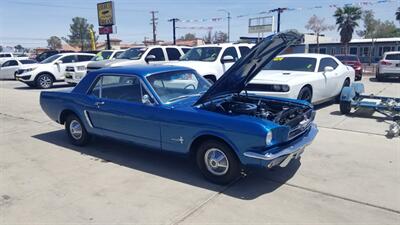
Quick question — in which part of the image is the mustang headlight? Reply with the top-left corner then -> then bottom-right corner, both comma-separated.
266,132 -> 273,146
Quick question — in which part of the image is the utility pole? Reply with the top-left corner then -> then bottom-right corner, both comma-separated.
150,11 -> 158,44
270,7 -> 287,33
168,18 -> 179,45
218,9 -> 231,42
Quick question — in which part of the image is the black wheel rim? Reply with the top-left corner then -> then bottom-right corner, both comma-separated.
300,90 -> 311,102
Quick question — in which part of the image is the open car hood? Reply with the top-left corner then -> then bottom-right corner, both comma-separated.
194,32 -> 303,105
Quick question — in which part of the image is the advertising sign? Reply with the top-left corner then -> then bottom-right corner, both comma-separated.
99,26 -> 113,35
97,1 -> 115,27
248,16 -> 273,34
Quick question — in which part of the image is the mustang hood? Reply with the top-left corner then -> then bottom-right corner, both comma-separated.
194,32 -> 302,105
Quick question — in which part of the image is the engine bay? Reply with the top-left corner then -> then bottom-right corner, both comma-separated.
201,95 -> 313,128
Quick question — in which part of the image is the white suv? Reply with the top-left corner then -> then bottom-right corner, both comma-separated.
64,50 -> 125,84
86,45 -> 191,72
376,51 -> 400,81
168,43 -> 254,83
16,52 -> 95,88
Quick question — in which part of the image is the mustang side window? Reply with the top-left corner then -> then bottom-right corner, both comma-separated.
91,75 -> 154,104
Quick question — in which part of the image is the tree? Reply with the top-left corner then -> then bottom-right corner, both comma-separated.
63,17 -> 98,51
203,30 -> 213,44
396,7 -> 400,24
0,45 -> 3,52
357,10 -> 400,38
305,15 -> 333,52
333,6 -> 362,54
180,33 -> 196,40
14,45 -> 24,52
47,36 -> 62,50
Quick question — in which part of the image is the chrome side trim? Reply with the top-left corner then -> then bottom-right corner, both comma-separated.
243,124 -> 318,161
83,110 -> 93,128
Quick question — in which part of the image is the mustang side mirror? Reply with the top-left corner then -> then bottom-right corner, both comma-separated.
145,55 -> 156,64
142,94 -> 153,105
221,55 -> 235,64
324,66 -> 334,73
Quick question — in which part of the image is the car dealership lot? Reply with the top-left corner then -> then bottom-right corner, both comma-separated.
1,79 -> 399,224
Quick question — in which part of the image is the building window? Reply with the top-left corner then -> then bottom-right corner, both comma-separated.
397,46 -> 400,51
383,46 -> 392,55
361,47 -> 369,57
319,48 -> 327,54
349,47 -> 358,55
330,48 -> 335,55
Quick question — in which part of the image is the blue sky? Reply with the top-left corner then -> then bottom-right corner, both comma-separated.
0,0 -> 399,48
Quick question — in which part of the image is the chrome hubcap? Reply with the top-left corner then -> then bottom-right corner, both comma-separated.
69,120 -> 82,140
204,148 -> 229,176
39,75 -> 51,88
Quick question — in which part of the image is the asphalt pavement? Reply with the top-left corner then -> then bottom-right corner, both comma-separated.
0,78 -> 399,224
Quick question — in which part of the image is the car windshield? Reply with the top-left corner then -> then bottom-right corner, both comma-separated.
180,47 -> 222,62
264,56 -> 317,72
40,54 -> 61,64
336,55 -> 358,61
146,71 -> 211,104
20,60 -> 37,64
116,48 -> 146,60
92,51 -> 113,61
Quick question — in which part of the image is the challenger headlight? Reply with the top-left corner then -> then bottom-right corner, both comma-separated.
271,84 -> 290,92
24,68 -> 35,72
266,132 -> 273,146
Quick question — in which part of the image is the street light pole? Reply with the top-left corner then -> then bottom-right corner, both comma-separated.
218,9 -> 231,42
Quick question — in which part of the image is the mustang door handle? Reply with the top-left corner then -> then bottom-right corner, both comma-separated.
94,101 -> 105,107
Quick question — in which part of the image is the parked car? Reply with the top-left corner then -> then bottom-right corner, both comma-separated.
86,46 -> 191,72
16,53 -> 95,88
0,59 -> 37,79
376,51 -> 400,81
40,32 -> 318,184
335,54 -> 362,81
168,43 -> 254,83
92,50 -> 125,61
0,52 -> 29,64
64,50 -> 126,84
35,50 -> 74,62
247,53 -> 355,104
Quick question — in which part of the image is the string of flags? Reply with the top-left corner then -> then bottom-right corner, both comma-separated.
176,0 -> 398,23
176,26 -> 214,30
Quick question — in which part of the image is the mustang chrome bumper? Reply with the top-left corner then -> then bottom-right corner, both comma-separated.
243,124 -> 318,164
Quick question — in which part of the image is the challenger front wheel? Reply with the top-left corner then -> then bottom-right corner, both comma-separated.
196,140 -> 240,185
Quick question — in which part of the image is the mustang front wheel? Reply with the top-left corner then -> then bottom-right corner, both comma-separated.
196,140 -> 240,185
65,114 -> 90,146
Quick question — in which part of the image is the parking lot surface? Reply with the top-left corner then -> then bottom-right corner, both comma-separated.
1,78 -> 399,224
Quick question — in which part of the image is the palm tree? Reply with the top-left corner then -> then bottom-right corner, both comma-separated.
396,7 -> 400,24
334,6 -> 362,54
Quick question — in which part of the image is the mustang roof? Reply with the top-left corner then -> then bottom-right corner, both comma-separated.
92,64 -> 195,77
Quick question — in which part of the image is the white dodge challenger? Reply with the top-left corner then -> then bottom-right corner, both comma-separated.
247,53 -> 355,104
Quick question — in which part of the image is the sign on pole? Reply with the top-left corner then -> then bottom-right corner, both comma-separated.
99,26 -> 113,35
248,16 -> 273,34
97,1 -> 115,27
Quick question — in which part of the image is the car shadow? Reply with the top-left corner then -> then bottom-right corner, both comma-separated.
14,83 -> 74,90
32,130 -> 301,200
369,77 -> 400,83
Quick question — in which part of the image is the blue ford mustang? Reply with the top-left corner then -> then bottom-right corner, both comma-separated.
40,32 -> 318,184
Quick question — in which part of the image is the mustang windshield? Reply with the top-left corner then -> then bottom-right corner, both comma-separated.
147,71 -> 211,103
264,57 -> 317,72
180,47 -> 222,62
116,48 -> 146,60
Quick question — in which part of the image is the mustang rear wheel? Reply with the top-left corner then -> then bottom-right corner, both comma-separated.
65,114 -> 90,146
196,140 -> 240,185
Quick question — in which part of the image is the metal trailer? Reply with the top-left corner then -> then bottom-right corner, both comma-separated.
339,83 -> 400,137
